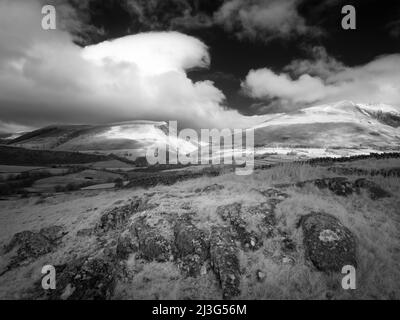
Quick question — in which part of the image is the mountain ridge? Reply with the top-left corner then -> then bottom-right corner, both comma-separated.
4,101 -> 400,159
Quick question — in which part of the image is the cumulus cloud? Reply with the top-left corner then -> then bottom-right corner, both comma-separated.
243,50 -> 400,110
82,32 -> 210,76
0,0 -> 268,132
242,69 -> 332,103
214,0 -> 321,42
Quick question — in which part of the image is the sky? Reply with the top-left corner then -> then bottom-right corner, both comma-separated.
1,0 -> 400,133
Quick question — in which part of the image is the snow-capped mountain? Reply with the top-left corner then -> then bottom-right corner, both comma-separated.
252,101 -> 400,149
6,121 -> 198,161
5,101 -> 400,161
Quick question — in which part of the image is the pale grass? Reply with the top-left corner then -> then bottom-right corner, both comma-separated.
0,159 -> 399,299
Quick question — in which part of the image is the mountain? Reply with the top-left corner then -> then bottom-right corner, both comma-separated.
6,101 -> 400,162
252,101 -> 400,149
0,132 -> 25,145
7,121 -> 198,161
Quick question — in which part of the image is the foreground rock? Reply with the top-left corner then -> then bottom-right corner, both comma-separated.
194,184 -> 224,194
217,203 -> 261,250
96,198 -> 143,233
116,229 -> 139,260
131,218 -> 172,262
33,257 -> 116,300
173,218 -> 209,276
299,212 -> 357,272
3,226 -> 66,271
277,177 -> 391,200
210,227 -> 241,299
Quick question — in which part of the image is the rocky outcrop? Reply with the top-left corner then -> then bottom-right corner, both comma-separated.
116,230 -> 138,260
354,178 -> 392,200
173,218 -> 209,276
96,198 -> 143,233
3,226 -> 66,272
35,257 -> 116,300
131,218 -> 172,262
277,177 -> 391,200
194,184 -> 224,193
299,177 -> 354,196
299,212 -> 357,272
217,203 -> 261,250
210,227 -> 241,299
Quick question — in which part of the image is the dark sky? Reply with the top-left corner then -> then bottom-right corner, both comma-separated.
64,0 -> 400,114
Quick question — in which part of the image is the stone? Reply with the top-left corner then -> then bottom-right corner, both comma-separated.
312,177 -> 354,196
116,230 -> 138,260
3,225 -> 66,269
217,203 -> 261,250
195,184 -> 224,193
131,218 -> 171,262
256,270 -> 266,281
35,257 -> 116,300
354,178 -> 391,200
96,198 -> 143,233
299,212 -> 357,272
210,227 -> 241,299
173,219 -> 209,276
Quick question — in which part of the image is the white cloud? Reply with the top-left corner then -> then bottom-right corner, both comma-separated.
82,32 -> 210,76
243,51 -> 400,110
0,0 -> 268,132
242,68 -> 333,103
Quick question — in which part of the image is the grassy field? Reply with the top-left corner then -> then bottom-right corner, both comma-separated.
0,156 -> 399,299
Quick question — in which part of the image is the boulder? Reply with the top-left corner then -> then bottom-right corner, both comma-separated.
116,230 -> 138,260
217,203 -> 261,250
195,184 -> 224,193
354,178 -> 391,200
131,218 -> 171,262
36,257 -> 116,300
173,219 -> 209,276
4,225 -> 66,267
210,227 -> 241,299
96,198 -> 143,233
312,177 -> 354,196
299,212 -> 357,272
292,177 -> 390,200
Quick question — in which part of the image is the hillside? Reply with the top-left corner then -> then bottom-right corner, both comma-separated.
0,155 -> 399,299
252,101 -> 400,149
7,121 -> 198,161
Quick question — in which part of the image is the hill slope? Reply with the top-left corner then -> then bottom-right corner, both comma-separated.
6,101 -> 400,162
252,101 -> 400,148
8,121 -> 198,161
